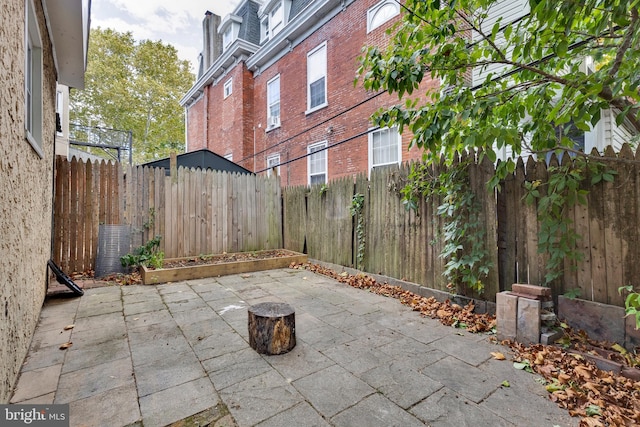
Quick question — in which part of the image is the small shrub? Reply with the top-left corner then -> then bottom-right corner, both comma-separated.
121,235 -> 164,269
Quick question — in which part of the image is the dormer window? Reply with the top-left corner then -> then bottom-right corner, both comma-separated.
259,0 -> 291,43
271,3 -> 284,36
223,27 -> 233,49
219,14 -> 242,52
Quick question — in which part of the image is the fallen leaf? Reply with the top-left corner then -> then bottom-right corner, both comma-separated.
557,373 -> 571,384
546,381 -> 565,393
491,352 -> 506,360
582,418 -> 604,427
501,380 -> 510,387
63,324 -> 74,330
59,342 -> 73,350
585,404 -> 602,417
574,365 -> 592,379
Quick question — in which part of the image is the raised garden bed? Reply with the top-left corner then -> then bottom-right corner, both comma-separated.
140,249 -> 307,285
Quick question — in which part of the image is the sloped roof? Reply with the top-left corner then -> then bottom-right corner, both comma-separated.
141,149 -> 253,175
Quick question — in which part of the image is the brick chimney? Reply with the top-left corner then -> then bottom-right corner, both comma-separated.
202,11 -> 222,73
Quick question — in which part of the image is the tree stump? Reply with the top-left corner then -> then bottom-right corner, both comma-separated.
248,302 -> 296,355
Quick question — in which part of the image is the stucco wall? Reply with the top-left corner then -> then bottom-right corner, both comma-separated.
0,0 -> 57,402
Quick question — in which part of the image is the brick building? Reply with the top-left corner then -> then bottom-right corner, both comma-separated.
180,0 -> 436,186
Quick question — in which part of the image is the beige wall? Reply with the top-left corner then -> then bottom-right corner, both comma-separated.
0,0 -> 58,402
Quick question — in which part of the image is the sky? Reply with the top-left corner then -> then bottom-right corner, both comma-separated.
91,0 -> 243,74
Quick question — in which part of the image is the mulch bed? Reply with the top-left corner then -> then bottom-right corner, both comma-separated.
162,249 -> 294,269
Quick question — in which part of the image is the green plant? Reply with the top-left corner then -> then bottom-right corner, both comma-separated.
619,285 -> 640,329
350,193 -> 366,269
563,288 -> 582,299
319,183 -> 329,197
524,158 -> 616,284
401,159 -> 492,294
143,207 -> 156,231
121,235 -> 164,269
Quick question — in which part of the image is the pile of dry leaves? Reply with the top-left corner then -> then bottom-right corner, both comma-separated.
293,262 -> 640,427
508,342 -> 640,426
291,262 -> 496,332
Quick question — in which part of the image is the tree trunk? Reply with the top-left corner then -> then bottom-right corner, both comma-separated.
248,302 -> 296,355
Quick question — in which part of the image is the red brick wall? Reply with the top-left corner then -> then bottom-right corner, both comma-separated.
187,0 -> 438,186
186,94 -> 206,151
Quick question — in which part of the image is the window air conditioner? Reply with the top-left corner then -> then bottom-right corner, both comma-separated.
268,115 -> 280,128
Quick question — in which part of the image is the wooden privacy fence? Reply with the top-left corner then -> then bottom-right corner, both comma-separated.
53,157 -> 282,274
54,144 -> 640,306
282,144 -> 640,306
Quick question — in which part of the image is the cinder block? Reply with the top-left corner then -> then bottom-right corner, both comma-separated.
517,297 -> 541,345
496,291 -> 518,341
511,284 -> 551,297
540,329 -> 563,345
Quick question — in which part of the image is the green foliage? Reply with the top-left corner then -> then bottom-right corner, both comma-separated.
523,159 -> 616,284
619,285 -> 640,329
358,1 -> 637,286
70,28 -> 195,163
402,160 -> 492,294
319,184 -> 329,197
350,193 -> 366,268
563,288 -> 582,299
121,235 -> 164,269
357,0 -> 640,176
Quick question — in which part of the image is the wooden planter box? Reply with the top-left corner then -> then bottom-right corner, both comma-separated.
140,250 -> 307,285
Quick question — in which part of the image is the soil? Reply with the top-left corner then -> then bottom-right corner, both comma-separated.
161,249 -> 296,269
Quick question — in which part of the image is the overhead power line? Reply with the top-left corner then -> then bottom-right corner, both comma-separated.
254,126 -> 381,174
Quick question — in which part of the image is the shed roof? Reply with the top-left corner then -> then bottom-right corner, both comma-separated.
141,149 -> 253,175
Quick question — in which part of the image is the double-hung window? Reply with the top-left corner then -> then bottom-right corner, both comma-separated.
223,26 -> 233,50
270,3 -> 284,36
266,153 -> 280,177
224,78 -> 233,98
261,0 -> 290,42
307,141 -> 327,185
25,0 -> 43,157
369,127 -> 401,170
307,42 -> 327,113
267,75 -> 280,129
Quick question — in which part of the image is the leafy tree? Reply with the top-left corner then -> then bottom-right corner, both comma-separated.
358,0 -> 640,183
70,28 -> 194,163
358,1 -> 640,288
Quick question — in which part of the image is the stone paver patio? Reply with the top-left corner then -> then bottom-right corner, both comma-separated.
10,268 -> 577,426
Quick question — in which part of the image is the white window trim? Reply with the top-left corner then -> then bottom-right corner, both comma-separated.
219,14 -> 242,52
266,74 -> 281,131
266,153 -> 280,177
307,141 -> 328,185
368,126 -> 402,172
25,0 -> 44,158
367,0 -> 400,33
306,41 -> 328,115
224,78 -> 233,98
260,17 -> 270,43
259,0 -> 292,42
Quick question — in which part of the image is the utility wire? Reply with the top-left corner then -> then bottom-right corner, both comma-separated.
254,126 -> 380,174
239,90 -> 386,163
